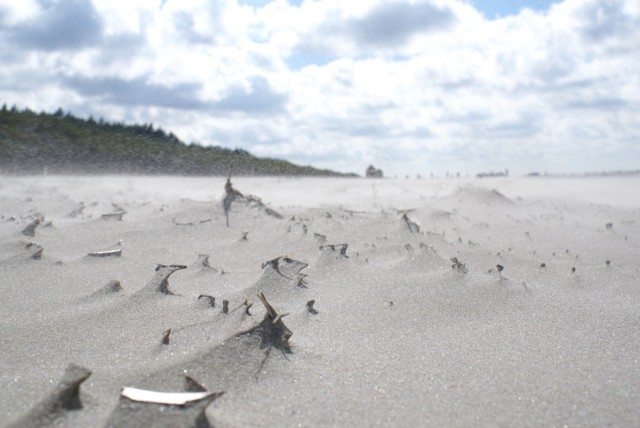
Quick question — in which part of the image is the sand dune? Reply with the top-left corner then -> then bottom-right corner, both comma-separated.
0,175 -> 638,427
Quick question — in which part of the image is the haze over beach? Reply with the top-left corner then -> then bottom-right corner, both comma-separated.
0,175 -> 639,427
0,0 -> 638,176
1,1 -> 640,427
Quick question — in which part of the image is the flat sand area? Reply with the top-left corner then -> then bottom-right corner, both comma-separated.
0,175 -> 638,427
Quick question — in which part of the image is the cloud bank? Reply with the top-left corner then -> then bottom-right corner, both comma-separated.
0,0 -> 638,175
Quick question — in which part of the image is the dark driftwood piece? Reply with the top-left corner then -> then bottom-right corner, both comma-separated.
319,243 -> 349,258
25,242 -> 44,260
314,233 -> 327,243
261,256 -> 309,281
451,257 -> 468,274
242,292 -> 292,354
161,329 -> 172,345
307,300 -> 318,315
222,167 -> 283,227
6,364 -> 92,428
295,273 -> 309,288
184,376 -> 207,393
194,254 -> 218,272
102,211 -> 126,221
401,212 -> 420,233
22,217 -> 42,237
133,264 -> 187,297
198,295 -> 215,308
87,280 -> 123,298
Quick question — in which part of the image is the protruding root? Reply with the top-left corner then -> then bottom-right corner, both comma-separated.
22,217 -> 42,237
223,165 -> 243,227
161,329 -> 171,345
223,166 -> 283,227
198,294 -> 215,308
58,364 -> 91,405
88,280 -> 123,298
451,257 -> 468,273
101,211 -> 126,221
261,256 -> 308,280
401,212 -> 420,233
306,300 -> 318,315
319,243 -> 349,258
67,204 -> 85,218
257,292 -> 277,319
197,254 -> 211,268
6,364 -> 92,428
195,254 -> 218,272
105,280 -> 123,293
26,242 -> 44,260
184,376 -> 207,393
254,292 -> 292,352
134,264 -> 187,296
295,274 -> 309,288
314,233 -> 327,244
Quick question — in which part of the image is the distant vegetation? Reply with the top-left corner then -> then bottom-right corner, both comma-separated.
476,169 -> 509,178
0,105 -> 356,176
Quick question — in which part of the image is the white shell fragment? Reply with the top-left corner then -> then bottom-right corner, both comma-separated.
120,387 -> 217,406
87,249 -> 122,257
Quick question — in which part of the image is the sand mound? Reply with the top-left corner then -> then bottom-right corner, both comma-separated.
447,186 -> 514,205
1,175 -> 639,427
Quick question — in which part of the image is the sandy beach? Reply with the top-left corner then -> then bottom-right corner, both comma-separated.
0,175 -> 638,427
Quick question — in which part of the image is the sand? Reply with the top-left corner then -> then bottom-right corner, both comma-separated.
0,175 -> 638,427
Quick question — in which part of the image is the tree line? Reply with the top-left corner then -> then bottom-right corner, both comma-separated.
0,105 -> 354,177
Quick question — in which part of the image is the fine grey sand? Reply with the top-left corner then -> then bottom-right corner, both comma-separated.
0,175 -> 638,427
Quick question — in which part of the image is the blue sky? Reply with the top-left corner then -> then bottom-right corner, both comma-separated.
471,0 -> 560,18
0,0 -> 638,176
277,1 -> 564,71
238,0 -> 561,18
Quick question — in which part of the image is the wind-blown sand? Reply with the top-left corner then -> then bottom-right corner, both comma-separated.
0,175 -> 638,427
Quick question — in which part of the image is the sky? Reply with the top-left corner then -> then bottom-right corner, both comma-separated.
0,0 -> 638,176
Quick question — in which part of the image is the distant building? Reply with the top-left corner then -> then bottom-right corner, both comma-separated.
366,165 -> 383,178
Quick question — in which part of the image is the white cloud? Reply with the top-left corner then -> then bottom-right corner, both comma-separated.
0,0 -> 638,175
